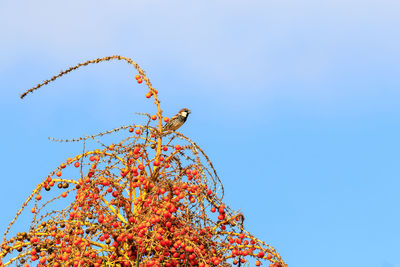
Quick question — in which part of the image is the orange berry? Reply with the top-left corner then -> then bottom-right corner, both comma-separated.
134,147 -> 141,154
145,92 -> 152,98
163,117 -> 169,122
151,115 -> 157,120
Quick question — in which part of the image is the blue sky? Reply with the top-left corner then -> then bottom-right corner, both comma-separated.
1,0 -> 400,266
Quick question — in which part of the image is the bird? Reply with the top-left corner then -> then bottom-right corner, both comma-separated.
163,108 -> 191,132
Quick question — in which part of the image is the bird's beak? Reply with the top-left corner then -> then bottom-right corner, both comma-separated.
187,110 -> 192,114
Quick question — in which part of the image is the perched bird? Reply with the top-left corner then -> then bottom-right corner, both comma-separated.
163,108 -> 191,132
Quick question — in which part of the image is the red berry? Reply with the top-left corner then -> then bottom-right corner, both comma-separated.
129,128 -> 134,133
135,74 -> 141,80
135,129 -> 141,135
151,115 -> 157,120
74,162 -> 80,168
164,117 -> 169,122
137,78 -> 143,84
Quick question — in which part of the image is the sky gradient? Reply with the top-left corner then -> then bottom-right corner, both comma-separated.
1,1 -> 400,266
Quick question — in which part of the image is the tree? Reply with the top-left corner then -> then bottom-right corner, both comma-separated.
0,56 -> 286,267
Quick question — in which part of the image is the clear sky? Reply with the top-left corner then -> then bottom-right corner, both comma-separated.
1,1 -> 400,266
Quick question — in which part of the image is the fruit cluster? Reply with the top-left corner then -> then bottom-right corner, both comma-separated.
1,56 -> 286,267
